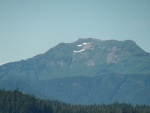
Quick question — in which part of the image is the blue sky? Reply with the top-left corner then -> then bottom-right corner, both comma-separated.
0,0 -> 150,65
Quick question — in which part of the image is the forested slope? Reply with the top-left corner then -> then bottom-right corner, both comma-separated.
0,89 -> 150,113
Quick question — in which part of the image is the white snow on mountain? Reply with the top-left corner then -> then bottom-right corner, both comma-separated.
73,42 -> 91,53
77,45 -> 82,47
73,49 -> 85,53
83,42 -> 90,45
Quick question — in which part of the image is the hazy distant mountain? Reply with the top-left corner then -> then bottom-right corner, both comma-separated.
0,38 -> 150,105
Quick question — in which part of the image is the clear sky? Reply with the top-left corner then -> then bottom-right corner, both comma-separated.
0,0 -> 150,65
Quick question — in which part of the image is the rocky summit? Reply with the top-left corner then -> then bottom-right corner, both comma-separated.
0,38 -> 150,105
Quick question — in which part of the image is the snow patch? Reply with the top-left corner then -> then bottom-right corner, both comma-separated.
77,44 -> 82,47
83,42 -> 90,45
73,42 -> 91,53
73,49 -> 85,53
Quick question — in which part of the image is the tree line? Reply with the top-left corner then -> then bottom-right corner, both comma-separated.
0,89 -> 150,113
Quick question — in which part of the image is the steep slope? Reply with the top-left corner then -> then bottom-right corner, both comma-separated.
0,38 -> 150,105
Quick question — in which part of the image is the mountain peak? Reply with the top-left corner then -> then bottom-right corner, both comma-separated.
76,38 -> 101,43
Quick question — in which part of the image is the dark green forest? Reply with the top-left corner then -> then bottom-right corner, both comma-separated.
0,89 -> 150,113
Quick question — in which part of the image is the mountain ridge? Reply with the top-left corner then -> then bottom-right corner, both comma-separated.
0,38 -> 149,80
0,38 -> 150,105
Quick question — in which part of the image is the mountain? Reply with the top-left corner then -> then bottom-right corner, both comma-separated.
0,38 -> 150,105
